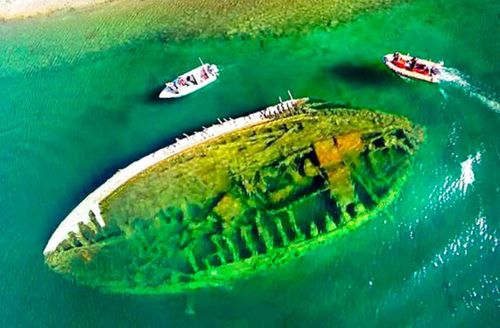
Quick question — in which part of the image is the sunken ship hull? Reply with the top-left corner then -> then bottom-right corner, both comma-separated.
44,99 -> 424,293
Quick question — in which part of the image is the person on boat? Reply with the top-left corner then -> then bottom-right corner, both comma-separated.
166,82 -> 179,94
200,68 -> 209,80
409,57 -> 417,70
392,52 -> 401,63
187,74 -> 198,85
392,52 -> 407,68
431,66 -> 440,76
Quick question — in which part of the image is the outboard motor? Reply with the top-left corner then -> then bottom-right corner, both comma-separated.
431,66 -> 440,76
208,64 -> 219,76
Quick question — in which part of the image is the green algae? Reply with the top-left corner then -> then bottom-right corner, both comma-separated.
45,102 -> 424,293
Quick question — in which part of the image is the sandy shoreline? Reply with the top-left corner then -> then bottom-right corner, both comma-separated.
1,0 -> 397,23
0,0 -> 112,20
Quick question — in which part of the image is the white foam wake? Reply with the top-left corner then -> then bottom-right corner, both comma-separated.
439,67 -> 500,114
455,152 -> 481,194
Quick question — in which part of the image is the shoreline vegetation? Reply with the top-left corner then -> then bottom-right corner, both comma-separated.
0,0 -> 403,76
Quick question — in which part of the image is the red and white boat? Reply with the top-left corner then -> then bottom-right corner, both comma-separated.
383,52 -> 443,83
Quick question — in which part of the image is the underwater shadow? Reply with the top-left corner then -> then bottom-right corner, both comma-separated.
328,62 -> 395,86
308,97 -> 352,109
144,84 -> 174,106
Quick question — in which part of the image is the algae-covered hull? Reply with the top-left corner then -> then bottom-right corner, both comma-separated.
44,100 -> 424,293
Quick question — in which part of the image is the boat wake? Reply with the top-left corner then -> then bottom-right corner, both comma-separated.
439,67 -> 500,114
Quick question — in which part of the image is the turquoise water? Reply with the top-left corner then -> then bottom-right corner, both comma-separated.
1,0 -> 499,326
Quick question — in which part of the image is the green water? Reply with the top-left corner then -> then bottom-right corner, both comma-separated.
0,0 -> 498,326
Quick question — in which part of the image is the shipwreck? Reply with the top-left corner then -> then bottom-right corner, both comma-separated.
44,98 -> 424,293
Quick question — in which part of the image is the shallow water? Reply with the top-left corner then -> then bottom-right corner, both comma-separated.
0,0 -> 499,326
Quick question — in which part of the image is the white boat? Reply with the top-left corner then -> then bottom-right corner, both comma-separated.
383,52 -> 443,83
159,61 -> 219,98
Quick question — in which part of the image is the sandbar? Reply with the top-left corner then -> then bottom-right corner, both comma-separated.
0,0 -> 113,20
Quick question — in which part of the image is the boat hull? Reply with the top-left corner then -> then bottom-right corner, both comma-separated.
159,64 -> 219,99
383,54 -> 441,83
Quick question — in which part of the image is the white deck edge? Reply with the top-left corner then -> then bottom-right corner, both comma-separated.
43,97 -> 309,255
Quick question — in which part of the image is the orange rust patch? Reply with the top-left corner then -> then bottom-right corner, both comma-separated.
314,139 -> 342,167
326,164 -> 354,205
336,132 -> 363,154
213,194 -> 243,222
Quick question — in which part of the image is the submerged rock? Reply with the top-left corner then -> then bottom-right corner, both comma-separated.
44,100 -> 424,293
